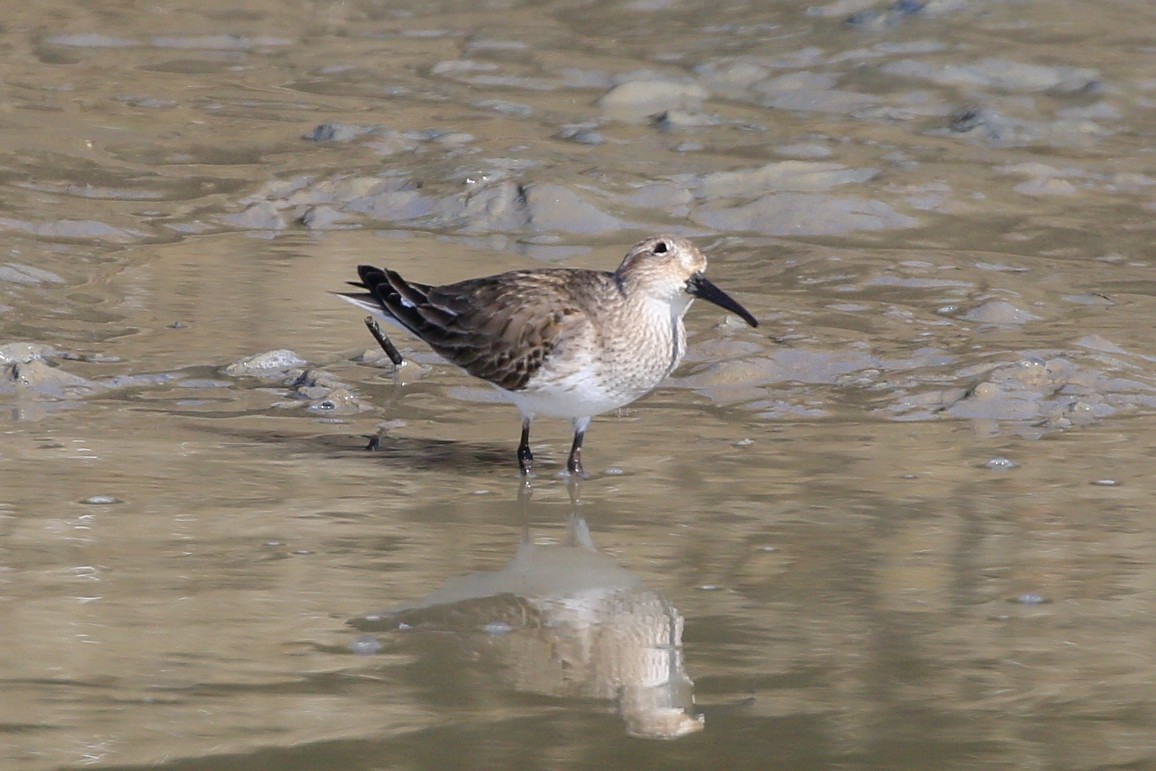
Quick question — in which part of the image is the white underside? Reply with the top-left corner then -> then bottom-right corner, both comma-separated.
504,337 -> 670,420
503,377 -> 643,421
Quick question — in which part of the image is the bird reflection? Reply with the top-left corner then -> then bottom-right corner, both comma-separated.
353,480 -> 703,740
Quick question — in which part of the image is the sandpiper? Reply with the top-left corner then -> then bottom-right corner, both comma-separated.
338,235 -> 758,476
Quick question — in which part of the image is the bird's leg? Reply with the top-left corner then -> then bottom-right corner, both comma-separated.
566,417 -> 590,478
363,317 -> 405,367
518,417 -> 534,475
361,317 -> 406,452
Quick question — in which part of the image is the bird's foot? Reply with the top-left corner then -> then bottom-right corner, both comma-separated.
565,456 -> 587,480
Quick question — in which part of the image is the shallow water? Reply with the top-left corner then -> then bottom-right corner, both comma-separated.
5,0 -> 1156,768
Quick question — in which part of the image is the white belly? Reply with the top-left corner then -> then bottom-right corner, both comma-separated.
504,371 -> 651,419
504,325 -> 682,419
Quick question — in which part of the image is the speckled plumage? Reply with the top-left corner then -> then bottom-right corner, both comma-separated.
338,235 -> 758,476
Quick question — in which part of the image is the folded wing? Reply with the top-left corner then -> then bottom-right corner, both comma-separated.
343,266 -> 593,392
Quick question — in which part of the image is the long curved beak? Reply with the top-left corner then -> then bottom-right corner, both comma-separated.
686,273 -> 758,328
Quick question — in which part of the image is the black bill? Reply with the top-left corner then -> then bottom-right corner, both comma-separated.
686,273 -> 758,328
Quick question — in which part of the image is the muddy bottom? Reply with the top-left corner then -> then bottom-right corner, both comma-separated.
4,0 -> 1156,769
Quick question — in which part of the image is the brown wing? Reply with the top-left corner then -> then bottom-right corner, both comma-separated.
351,266 -> 602,392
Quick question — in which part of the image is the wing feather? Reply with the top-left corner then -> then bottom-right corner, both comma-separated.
341,266 -> 607,391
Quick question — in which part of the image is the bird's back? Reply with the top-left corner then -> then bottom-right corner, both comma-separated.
356,266 -> 616,393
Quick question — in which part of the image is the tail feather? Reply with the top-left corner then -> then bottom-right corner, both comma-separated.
338,265 -> 449,341
336,263 -> 564,392
380,267 -> 431,310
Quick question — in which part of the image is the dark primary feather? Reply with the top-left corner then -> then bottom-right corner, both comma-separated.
349,265 -> 602,392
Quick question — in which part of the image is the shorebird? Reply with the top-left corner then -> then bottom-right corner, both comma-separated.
338,235 -> 758,476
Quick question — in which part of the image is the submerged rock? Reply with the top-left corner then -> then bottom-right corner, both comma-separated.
284,368 -> 368,415
883,57 -> 1100,93
222,349 -> 308,378
693,192 -> 918,235
936,356 -> 1153,427
520,183 -> 627,234
0,343 -> 166,404
222,350 -> 372,414
695,160 -> 878,197
845,0 -> 926,28
0,217 -> 146,243
959,300 -> 1040,324
598,79 -> 709,121
0,264 -> 64,286
305,123 -> 379,143
1,356 -> 101,399
0,342 -> 58,364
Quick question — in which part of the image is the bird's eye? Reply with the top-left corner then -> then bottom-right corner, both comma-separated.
653,240 -> 668,254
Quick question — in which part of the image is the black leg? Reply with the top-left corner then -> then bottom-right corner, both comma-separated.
517,417 -> 533,475
363,317 -> 405,367
566,427 -> 586,478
